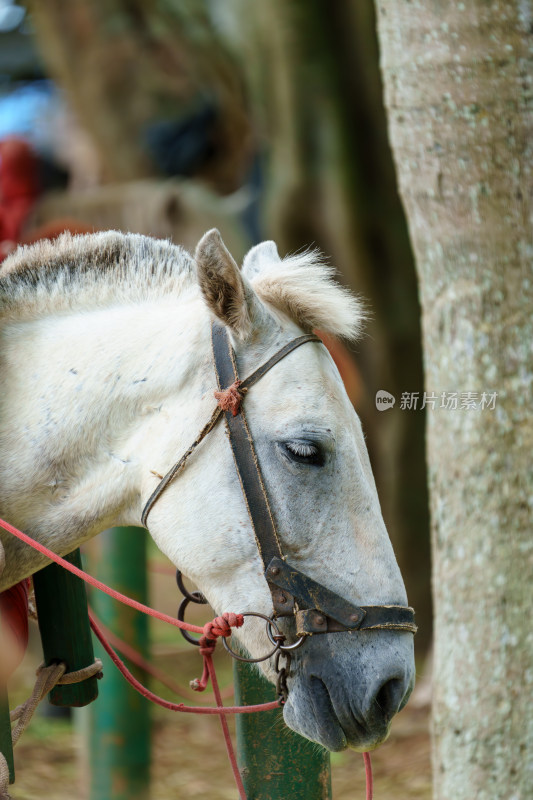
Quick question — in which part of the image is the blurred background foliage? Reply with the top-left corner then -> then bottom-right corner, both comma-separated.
0,0 -> 430,653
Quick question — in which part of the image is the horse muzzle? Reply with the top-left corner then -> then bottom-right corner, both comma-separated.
281,629 -> 415,752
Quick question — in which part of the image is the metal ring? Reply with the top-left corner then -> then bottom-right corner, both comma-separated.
176,570 -> 207,604
177,594 -> 206,646
266,618 -> 307,652
222,612 -> 284,663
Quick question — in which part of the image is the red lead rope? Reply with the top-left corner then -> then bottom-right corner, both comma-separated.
0,516 -> 372,799
88,612 -> 248,799
0,517 -> 203,632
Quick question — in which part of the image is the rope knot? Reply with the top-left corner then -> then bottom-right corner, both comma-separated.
198,636 -> 217,657
192,613 -> 245,692
203,612 -> 244,640
214,381 -> 247,416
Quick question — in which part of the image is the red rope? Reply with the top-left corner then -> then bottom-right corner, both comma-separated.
88,607 -> 233,701
214,380 -> 246,416
206,654 -> 246,799
89,615 -> 252,799
0,517 -> 203,633
0,516 -> 278,716
2,516 -> 372,798
364,752 -> 373,800
89,612 -> 279,715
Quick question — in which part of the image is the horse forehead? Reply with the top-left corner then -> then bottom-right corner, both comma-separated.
246,341 -> 353,423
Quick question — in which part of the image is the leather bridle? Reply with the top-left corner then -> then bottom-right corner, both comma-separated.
141,323 -> 416,665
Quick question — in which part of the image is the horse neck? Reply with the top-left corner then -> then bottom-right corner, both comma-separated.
0,289 -> 210,587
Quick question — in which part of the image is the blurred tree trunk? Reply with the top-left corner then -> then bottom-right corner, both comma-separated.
27,0 -> 251,192
238,0 -> 431,649
375,2 -> 532,797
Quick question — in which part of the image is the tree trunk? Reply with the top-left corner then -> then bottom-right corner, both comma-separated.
375,3 -> 532,797
235,0 -> 431,649
27,0 -> 251,192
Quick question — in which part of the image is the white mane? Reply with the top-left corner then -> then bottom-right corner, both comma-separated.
0,231 -> 194,323
0,231 -> 363,339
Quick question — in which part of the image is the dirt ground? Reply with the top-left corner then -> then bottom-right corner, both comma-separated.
6,558 -> 431,800
9,701 -> 430,800
8,650 -> 431,800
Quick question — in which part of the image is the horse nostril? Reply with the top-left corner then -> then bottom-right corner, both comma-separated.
373,677 -> 404,722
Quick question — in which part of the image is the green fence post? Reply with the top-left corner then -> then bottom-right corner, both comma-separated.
0,688 -> 14,784
87,527 -> 150,800
33,549 -> 99,707
234,660 -> 331,799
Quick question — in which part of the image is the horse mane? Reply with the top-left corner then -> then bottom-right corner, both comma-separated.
0,231 -> 363,339
0,231 -> 195,320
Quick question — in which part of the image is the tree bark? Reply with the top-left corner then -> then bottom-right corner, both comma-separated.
375,3 -> 533,797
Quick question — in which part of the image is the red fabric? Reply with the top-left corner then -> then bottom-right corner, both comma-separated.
0,578 -> 30,650
0,138 -> 40,246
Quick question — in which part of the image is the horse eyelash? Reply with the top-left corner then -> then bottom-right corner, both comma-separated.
285,441 -> 319,458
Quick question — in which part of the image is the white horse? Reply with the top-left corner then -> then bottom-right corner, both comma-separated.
0,229 -> 415,752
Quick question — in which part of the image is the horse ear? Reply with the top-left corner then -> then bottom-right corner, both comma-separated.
242,241 -> 281,279
195,229 -> 252,338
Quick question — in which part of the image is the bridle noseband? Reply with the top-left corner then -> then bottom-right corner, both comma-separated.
142,323 -> 416,663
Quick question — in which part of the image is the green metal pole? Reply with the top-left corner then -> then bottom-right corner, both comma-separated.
234,661 -> 331,799
33,549 -> 99,707
87,527 -> 150,800
0,585 -> 14,783
0,688 -> 14,784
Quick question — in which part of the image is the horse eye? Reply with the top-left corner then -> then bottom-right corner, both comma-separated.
283,440 -> 325,466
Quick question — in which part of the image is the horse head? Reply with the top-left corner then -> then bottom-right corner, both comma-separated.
144,230 -> 415,752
